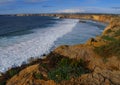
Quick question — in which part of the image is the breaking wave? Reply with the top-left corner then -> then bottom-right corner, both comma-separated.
0,19 -> 79,72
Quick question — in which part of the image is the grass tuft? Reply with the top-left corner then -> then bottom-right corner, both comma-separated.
94,39 -> 120,59
34,73 -> 44,79
48,58 -> 88,83
105,29 -> 112,33
114,29 -> 120,37
102,35 -> 116,41
8,69 -> 18,77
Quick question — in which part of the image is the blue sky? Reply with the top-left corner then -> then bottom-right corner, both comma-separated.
0,0 -> 120,14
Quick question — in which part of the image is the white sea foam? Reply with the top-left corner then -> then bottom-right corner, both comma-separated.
0,19 -> 79,72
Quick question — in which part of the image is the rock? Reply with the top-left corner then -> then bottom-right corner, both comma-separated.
54,44 -> 97,62
6,64 -> 50,85
103,17 -> 120,35
106,56 -> 120,70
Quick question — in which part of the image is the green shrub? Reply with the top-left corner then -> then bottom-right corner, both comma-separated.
107,39 -> 120,58
34,73 -> 44,79
8,69 -> 18,77
48,58 -> 88,83
0,81 -> 6,85
41,63 -> 47,69
48,66 -> 70,82
105,29 -> 112,33
58,58 -> 71,67
102,35 -> 116,41
0,68 -> 20,85
94,39 -> 120,58
114,29 -> 120,37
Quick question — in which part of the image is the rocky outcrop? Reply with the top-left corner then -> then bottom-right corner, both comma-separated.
103,17 -> 120,34
41,14 -> 118,23
13,13 -> 119,23
6,46 -> 120,85
54,43 -> 120,85
54,44 -> 97,62
6,64 -> 56,85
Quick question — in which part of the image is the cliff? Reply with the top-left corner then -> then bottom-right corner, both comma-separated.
0,14 -> 120,85
40,14 -> 118,23
12,13 -> 119,23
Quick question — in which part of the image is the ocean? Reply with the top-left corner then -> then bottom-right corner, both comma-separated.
0,16 -> 106,72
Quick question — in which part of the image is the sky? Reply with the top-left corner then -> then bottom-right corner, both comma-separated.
0,0 -> 120,14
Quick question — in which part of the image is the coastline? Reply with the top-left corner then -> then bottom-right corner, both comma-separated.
0,14 -> 120,85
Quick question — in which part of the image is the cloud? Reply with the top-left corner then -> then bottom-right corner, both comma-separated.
57,9 -> 85,13
112,7 -> 120,9
56,7 -> 120,14
86,7 -> 120,14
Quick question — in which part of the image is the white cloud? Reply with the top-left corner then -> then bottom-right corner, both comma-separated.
85,7 -> 120,14
57,9 -> 85,13
56,7 -> 120,14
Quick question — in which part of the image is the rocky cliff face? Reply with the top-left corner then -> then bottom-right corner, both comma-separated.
1,14 -> 120,85
41,14 -> 118,23
103,17 -> 120,34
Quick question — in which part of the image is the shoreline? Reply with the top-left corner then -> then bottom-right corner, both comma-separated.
0,18 -> 105,73
0,14 -> 120,85
0,14 -> 115,73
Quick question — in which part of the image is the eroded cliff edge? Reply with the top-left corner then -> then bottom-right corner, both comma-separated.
0,14 -> 120,85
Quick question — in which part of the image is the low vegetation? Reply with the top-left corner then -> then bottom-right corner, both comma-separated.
0,80 -> 6,85
114,29 -> 120,37
101,35 -> 116,41
0,68 -> 20,85
94,39 -> 120,59
105,29 -> 112,33
48,57 -> 89,83
34,73 -> 44,79
8,69 -> 19,78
